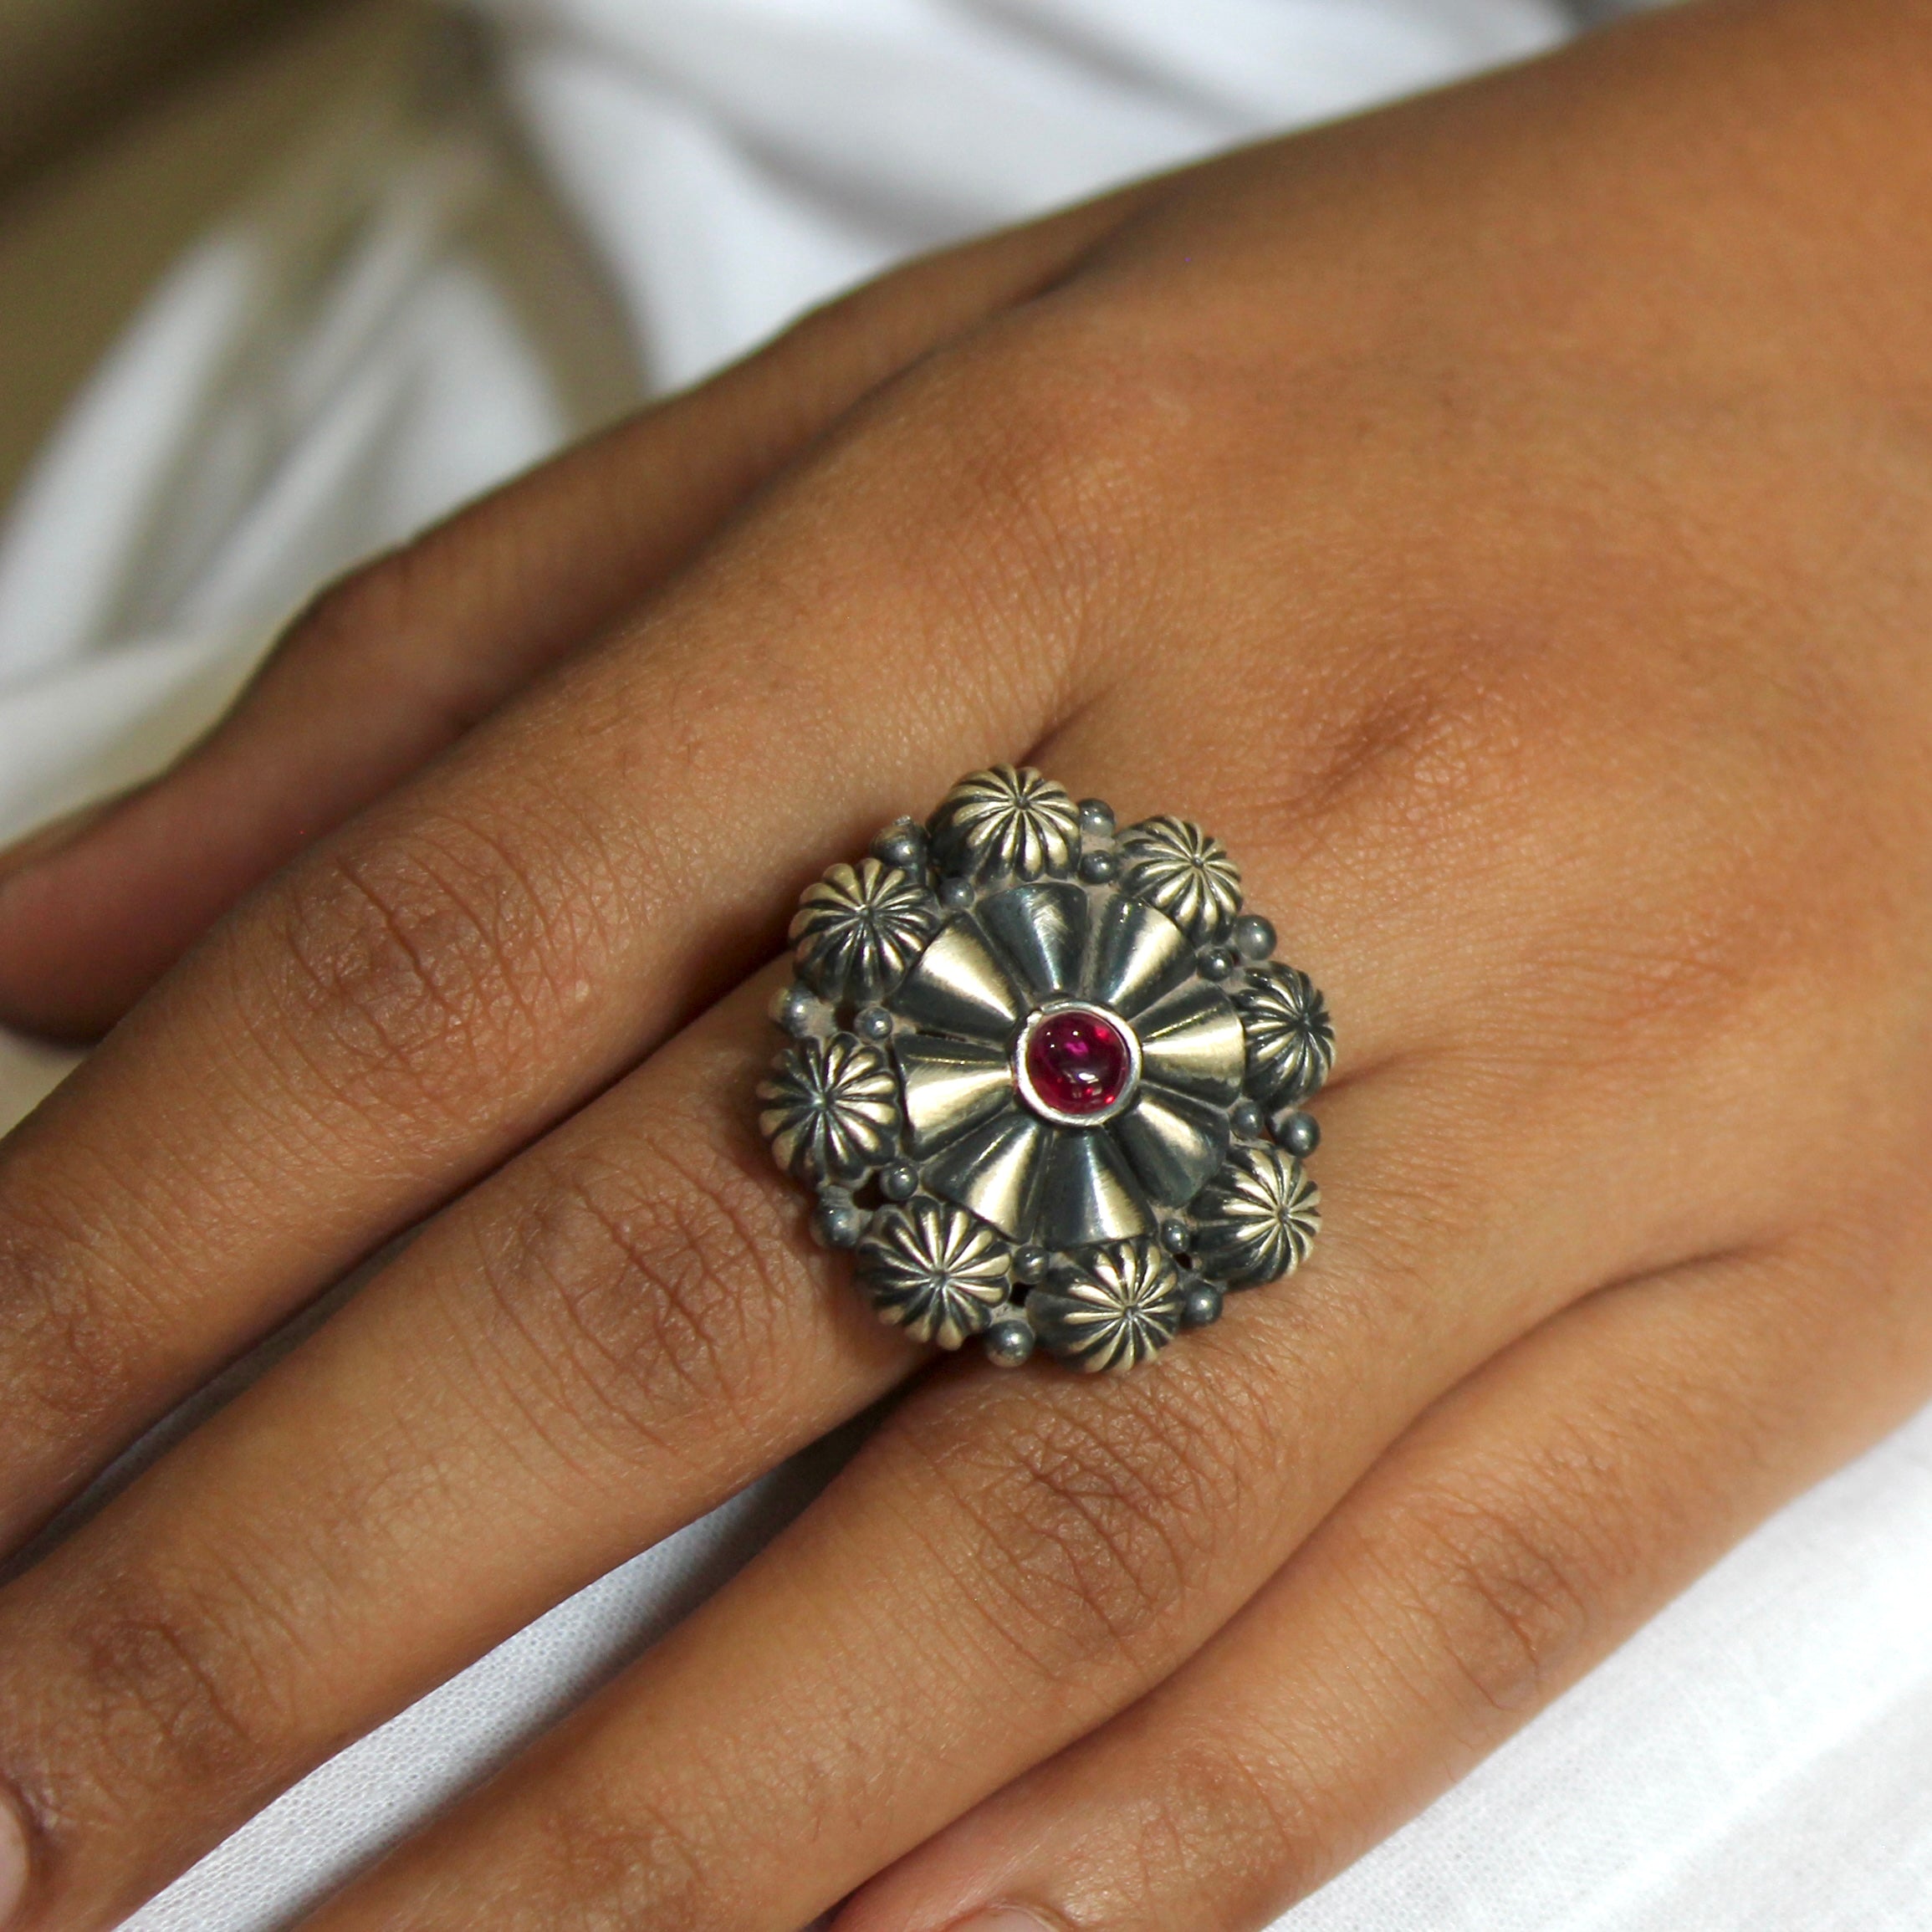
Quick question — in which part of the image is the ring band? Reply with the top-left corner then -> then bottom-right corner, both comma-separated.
759,766 -> 1331,1372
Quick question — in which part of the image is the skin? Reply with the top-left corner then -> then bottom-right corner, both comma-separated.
0,0 -> 1929,1927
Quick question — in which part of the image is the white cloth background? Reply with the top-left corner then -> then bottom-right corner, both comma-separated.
2,2 -> 1929,1927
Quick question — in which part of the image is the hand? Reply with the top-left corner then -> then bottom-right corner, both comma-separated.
2,2 -> 1929,1927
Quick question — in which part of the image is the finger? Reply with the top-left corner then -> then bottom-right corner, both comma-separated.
0,261 -> 1182,1541
0,824 -> 1422,1932
273,1043 -> 1786,1932
829,1224 -> 1932,1932
0,187 -> 1145,1043
0,970 -> 920,1931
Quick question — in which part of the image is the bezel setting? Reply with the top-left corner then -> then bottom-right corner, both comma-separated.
1011,999 -> 1144,1128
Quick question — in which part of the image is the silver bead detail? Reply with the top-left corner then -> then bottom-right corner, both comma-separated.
871,817 -> 928,873
1180,1280 -> 1224,1328
1029,1239 -> 1186,1372
790,856 -> 941,1006
984,1314 -> 1037,1367
857,1197 -> 1014,1348
1117,816 -> 1243,943
1275,1110 -> 1321,1158
1231,914 -> 1276,962
929,765 -> 1081,882
769,981 -> 818,1037
1233,964 -> 1335,1107
813,1193 -> 867,1250
1192,1145 -> 1321,1288
1014,1245 -> 1051,1284
1079,798 -> 1116,839
758,1033 -> 901,1184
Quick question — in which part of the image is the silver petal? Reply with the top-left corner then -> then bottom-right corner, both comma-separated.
923,1111 -> 1050,1239
1192,1143 -> 1321,1287
889,916 -> 1025,1043
789,856 -> 941,1004
1081,892 -> 1195,1019
979,882 -> 1088,1003
1233,965 -> 1335,1107
1133,980 -> 1245,1105
895,1035 -> 1014,1155
1028,1239 -> 1183,1372
1033,1127 -> 1153,1248
857,1197 -> 1012,1348
1111,1086 -> 1231,1208
757,1033 -> 900,1183
929,764 -> 1081,882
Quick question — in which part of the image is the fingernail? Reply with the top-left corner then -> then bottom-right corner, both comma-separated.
0,1783 -> 30,1926
947,1912 -> 1058,1932
0,797 -> 119,885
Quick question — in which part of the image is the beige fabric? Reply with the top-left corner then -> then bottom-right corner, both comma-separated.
0,0 -> 638,517
0,0 -> 298,185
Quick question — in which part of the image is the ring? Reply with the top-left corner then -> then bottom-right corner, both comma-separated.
759,767 -> 1331,1372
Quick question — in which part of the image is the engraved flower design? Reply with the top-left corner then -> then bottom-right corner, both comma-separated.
790,856 -> 940,1004
1028,1239 -> 1185,1372
1117,815 -> 1243,943
929,764 -> 1081,882
857,1196 -> 1012,1347
1233,964 -> 1334,1106
757,1033 -> 900,1183
1192,1143 -> 1321,1287
887,882 -> 1245,1251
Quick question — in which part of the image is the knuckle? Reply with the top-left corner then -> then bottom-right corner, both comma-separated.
1099,1733 -> 1326,1922
887,319 -> 1185,626
1379,1482 -> 1600,1717
496,1786 -> 715,1932
8,1554 -> 295,1836
465,1123 -> 803,1464
260,817 -> 589,1114
892,1369 -> 1278,1680
0,1198 -> 164,1460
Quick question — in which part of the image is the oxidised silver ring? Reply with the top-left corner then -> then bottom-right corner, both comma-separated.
758,766 -> 1331,1372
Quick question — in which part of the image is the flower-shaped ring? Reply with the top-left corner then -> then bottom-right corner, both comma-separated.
759,767 -> 1331,1372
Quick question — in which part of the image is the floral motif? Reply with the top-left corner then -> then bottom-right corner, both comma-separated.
758,765 -> 1330,1370
857,1197 -> 1012,1347
1233,964 -> 1333,1106
929,765 -> 1081,882
790,856 -> 940,1004
1117,816 -> 1243,943
1191,1144 -> 1321,1287
757,1033 -> 899,1183
887,885 -> 1245,1250
1029,1239 -> 1185,1372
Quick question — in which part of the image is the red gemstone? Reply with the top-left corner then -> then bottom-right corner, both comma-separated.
1025,1009 -> 1133,1117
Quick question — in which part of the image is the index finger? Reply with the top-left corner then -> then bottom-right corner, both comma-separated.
0,319 -> 1107,1545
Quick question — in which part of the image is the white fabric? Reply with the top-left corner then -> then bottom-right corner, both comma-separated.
2,1 -> 1928,1926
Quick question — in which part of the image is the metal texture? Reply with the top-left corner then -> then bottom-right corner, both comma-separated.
759,764 -> 1331,1369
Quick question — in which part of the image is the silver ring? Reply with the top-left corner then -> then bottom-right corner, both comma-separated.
759,766 -> 1331,1372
